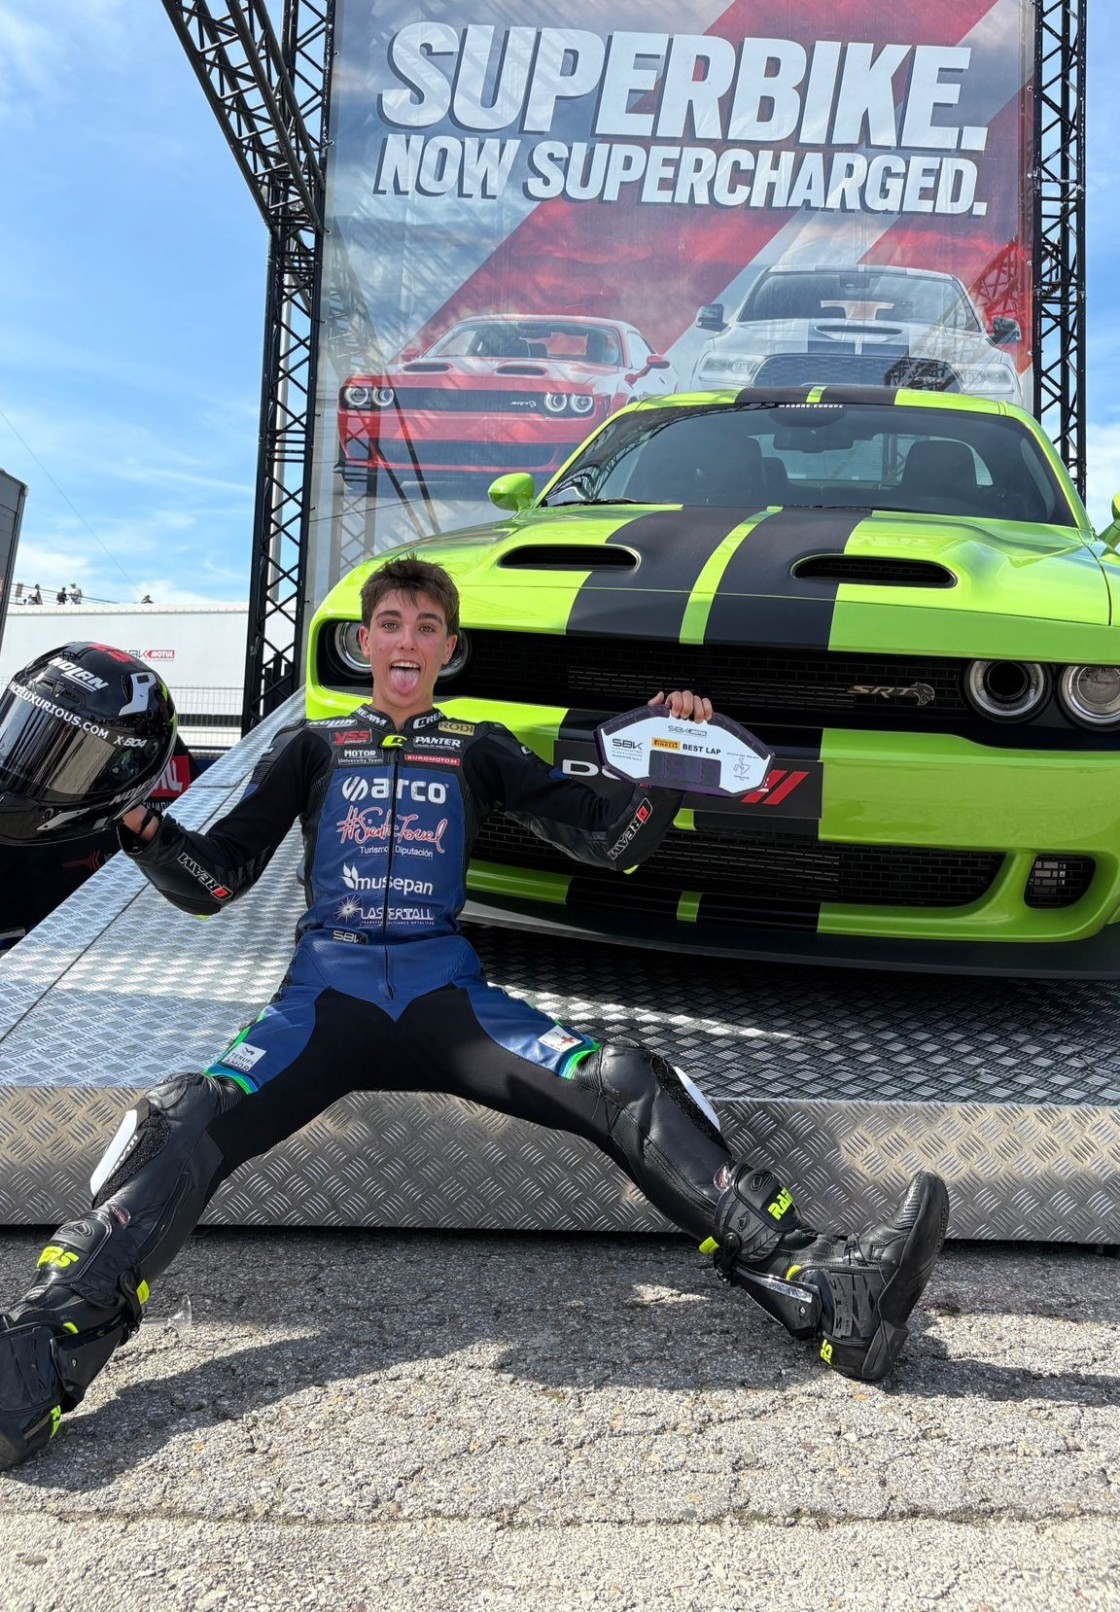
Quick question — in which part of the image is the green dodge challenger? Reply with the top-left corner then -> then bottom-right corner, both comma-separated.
307,386 -> 1120,975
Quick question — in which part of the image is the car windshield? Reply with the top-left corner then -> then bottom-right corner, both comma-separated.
739,271 -> 982,333
431,322 -> 621,364
542,403 -> 1076,527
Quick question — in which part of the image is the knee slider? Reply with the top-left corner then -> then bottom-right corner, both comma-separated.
90,1071 -> 242,1206
85,1072 -> 243,1287
590,1044 -> 723,1145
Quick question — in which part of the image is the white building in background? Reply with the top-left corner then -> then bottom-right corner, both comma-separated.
0,602 -> 250,752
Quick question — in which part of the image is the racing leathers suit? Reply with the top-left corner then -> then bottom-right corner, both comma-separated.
0,704 -> 949,1466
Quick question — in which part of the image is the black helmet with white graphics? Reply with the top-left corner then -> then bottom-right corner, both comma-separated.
0,643 -> 177,844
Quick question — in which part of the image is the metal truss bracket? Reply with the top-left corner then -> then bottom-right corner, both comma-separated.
161,0 -> 333,728
1034,0 -> 1086,493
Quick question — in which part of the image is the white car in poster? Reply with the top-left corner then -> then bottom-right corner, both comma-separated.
690,264 -> 1023,403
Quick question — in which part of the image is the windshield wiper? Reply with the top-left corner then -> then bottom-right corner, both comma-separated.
542,495 -> 645,507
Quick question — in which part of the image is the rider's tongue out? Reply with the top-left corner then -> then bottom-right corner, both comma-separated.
388,661 -> 422,698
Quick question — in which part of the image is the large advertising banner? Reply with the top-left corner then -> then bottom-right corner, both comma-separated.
312,0 -> 1035,591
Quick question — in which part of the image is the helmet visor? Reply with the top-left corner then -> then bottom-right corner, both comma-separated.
0,685 -> 151,803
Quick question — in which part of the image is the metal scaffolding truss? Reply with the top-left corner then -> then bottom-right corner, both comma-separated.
1033,0 -> 1086,493
168,1 -> 1088,729
162,0 -> 332,728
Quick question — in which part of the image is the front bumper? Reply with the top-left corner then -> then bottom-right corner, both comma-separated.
307,684 -> 1120,968
338,408 -> 600,476
463,892 -> 1120,977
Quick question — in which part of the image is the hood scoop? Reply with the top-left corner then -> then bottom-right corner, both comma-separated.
499,544 -> 638,571
495,362 -> 548,376
812,320 -> 904,340
793,555 -> 956,588
402,361 -> 451,372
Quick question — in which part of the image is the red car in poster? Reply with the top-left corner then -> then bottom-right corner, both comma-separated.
336,315 -> 677,488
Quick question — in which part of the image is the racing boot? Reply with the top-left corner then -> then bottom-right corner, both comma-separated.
707,1164 -> 949,1382
0,1211 -> 148,1468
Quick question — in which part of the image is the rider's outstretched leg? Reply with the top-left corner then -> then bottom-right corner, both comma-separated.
510,1038 -> 949,1382
707,1162 -> 950,1383
0,1071 -> 243,1468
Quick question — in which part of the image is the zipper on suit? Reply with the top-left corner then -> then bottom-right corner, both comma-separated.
380,738 -> 402,1000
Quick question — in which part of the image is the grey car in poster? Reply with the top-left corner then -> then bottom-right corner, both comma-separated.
690,264 -> 1022,403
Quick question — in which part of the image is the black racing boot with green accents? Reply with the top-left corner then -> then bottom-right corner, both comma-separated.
708,1164 -> 950,1383
0,1213 -> 149,1469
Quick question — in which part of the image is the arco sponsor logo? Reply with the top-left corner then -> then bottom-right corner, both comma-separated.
341,774 -> 370,802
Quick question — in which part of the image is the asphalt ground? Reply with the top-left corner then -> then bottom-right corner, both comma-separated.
0,1230 -> 1117,1612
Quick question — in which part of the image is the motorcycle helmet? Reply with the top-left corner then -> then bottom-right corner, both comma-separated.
0,643 -> 177,844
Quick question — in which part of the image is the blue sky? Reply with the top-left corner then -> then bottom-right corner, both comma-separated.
0,1 -> 1117,606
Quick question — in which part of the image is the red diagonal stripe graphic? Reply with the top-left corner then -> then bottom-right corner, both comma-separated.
412,0 -> 1008,355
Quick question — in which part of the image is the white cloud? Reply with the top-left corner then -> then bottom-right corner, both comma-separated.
0,2 -> 127,117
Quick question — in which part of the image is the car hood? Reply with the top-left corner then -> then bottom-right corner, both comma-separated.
703,319 -> 1005,363
391,357 -> 617,382
396,504 -> 1111,662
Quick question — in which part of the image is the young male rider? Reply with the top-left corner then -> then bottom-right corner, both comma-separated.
0,556 -> 948,1467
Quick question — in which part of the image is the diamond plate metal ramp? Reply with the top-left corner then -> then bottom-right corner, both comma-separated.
1,694 -> 1118,1242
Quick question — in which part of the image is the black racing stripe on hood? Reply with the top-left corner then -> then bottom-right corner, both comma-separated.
817,386 -> 899,405
733,385 -> 816,407
703,508 -> 865,647
566,508 -> 758,640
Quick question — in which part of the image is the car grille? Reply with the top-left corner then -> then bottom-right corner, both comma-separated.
756,353 -> 960,391
395,388 -> 549,413
455,632 -> 969,724
471,818 -> 1004,916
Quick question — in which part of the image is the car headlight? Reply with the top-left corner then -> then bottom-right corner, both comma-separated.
1057,665 -> 1120,729
570,394 -> 595,415
695,354 -> 765,384
437,629 -> 470,681
544,393 -> 570,414
370,387 -> 395,408
965,660 -> 1051,721
958,364 -> 1018,395
332,621 -> 368,674
342,384 -> 372,408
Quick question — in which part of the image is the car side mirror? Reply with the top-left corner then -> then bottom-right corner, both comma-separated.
489,472 -> 536,512
645,355 -> 671,370
695,304 -> 725,332
990,316 -> 1021,346
397,346 -> 421,362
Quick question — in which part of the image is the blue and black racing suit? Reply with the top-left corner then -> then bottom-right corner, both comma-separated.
0,703 -> 945,1465
112,704 -> 736,1239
